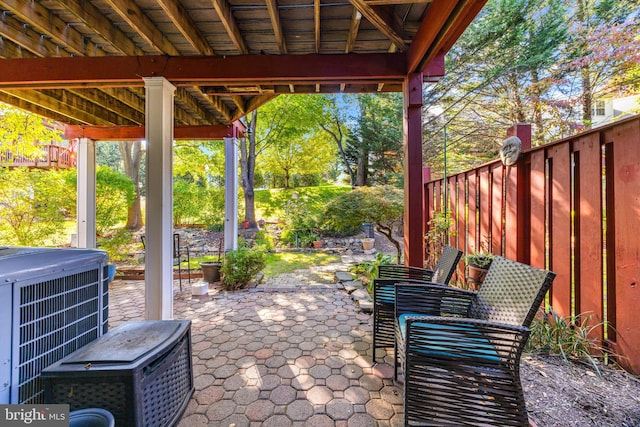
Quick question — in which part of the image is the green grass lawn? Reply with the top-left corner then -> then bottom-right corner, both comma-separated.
255,184 -> 351,222
263,251 -> 342,277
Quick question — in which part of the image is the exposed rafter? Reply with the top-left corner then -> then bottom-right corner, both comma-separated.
156,0 -> 215,55
102,0 -> 180,55
266,0 -> 287,54
347,0 -> 407,50
315,0 -> 321,53
345,8 -> 362,53
212,0 -> 249,54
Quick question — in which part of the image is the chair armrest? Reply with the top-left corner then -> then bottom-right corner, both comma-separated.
395,284 -> 477,318
403,316 -> 531,364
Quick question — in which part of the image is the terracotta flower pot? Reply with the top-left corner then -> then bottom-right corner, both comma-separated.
313,240 -> 323,248
361,238 -> 375,250
467,264 -> 489,288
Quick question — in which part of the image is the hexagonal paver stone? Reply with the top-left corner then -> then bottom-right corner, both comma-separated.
257,374 -> 282,391
177,413 -> 208,427
326,374 -> 350,391
347,413 -> 376,427
341,365 -> 364,380
270,385 -> 297,405
324,356 -> 346,369
262,415 -> 293,427
325,398 -> 354,420
194,374 -> 214,390
205,399 -> 236,421
309,364 -> 332,379
265,355 -> 288,369
306,386 -> 333,405
223,374 -> 247,391
358,374 -> 384,391
364,399 -> 395,420
233,387 -> 260,405
380,385 -> 403,405
245,400 -> 275,422
220,414 -> 250,427
291,374 -> 315,391
295,355 -> 316,369
344,386 -> 370,404
286,400 -> 314,421
195,385 -> 225,405
213,364 -> 237,379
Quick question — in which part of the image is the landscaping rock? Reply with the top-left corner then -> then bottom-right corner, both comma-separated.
335,271 -> 354,282
343,280 -> 364,293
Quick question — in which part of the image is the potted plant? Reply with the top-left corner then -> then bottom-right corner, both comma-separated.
361,237 -> 375,251
465,252 -> 494,288
200,238 -> 223,283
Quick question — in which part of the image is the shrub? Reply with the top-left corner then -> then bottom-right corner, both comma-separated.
97,229 -> 133,262
349,252 -> 395,294
221,247 -> 266,290
254,230 -> 275,251
527,308 -> 607,376
95,167 -> 135,235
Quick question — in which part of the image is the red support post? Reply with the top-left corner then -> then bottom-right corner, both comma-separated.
403,73 -> 424,267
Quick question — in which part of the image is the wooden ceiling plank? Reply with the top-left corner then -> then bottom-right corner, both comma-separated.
67,88 -> 145,125
0,0 -> 104,56
102,0 -> 179,55
54,0 -> 144,56
155,0 -> 215,55
345,8 -> 362,53
0,53 -> 407,87
347,0 -> 407,50
230,95 -> 246,114
265,0 -> 287,54
181,86 -> 231,123
3,89 -> 115,125
366,0 -> 431,4
0,91 -> 81,124
212,0 -> 249,54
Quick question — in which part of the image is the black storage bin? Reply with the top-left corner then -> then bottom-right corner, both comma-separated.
41,320 -> 194,427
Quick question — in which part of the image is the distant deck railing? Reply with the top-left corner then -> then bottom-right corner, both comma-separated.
0,144 -> 76,168
424,115 -> 640,374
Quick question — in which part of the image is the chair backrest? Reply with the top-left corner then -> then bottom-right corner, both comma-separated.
378,264 -> 433,281
474,256 -> 556,327
430,245 -> 463,284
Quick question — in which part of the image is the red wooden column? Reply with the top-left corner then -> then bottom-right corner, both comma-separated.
403,72 -> 424,267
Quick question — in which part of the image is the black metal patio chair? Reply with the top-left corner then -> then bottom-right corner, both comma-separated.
372,245 -> 463,362
141,233 -> 191,291
394,256 -> 555,426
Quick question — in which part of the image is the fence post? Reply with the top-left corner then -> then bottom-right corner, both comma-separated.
504,124 -> 531,263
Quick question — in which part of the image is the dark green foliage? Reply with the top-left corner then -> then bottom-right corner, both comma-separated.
221,247 -> 266,290
350,252 -> 395,294
95,166 -> 135,236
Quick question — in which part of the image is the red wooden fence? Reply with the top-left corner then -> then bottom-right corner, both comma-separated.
424,115 -> 640,374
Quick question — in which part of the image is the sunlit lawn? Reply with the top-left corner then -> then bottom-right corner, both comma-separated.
255,184 -> 351,222
263,251 -> 342,277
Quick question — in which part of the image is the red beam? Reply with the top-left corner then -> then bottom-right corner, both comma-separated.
0,54 -> 407,89
65,124 -> 242,140
407,0 -> 457,74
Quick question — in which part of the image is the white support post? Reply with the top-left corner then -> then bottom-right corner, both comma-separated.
224,137 -> 238,252
143,77 -> 176,320
76,137 -> 96,248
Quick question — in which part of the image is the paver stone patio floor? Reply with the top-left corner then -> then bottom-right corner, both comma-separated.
108,261 -> 403,426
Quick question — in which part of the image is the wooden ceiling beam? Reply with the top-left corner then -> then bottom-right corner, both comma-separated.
314,0 -> 321,53
0,0 -> 103,56
156,0 -> 215,55
348,0 -> 407,50
212,0 -> 249,54
230,96 -> 246,115
1,89 -> 132,125
64,125 -> 239,141
178,86 -> 230,123
266,0 -> 287,54
345,8 -> 362,53
234,95 -> 278,121
102,0 -> 179,55
67,89 -> 145,125
0,53 -> 407,88
0,91 -> 81,124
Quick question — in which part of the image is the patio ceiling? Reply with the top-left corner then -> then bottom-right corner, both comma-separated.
0,0 -> 486,129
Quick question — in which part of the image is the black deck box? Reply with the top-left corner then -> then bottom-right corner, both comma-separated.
41,320 -> 193,427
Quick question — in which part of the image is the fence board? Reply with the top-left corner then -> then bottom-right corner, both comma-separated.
491,164 -> 504,255
574,134 -> 604,341
608,119 -> 640,373
479,167 -> 491,251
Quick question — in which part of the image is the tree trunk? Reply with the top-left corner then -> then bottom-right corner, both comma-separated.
376,223 -> 402,264
356,147 -> 368,186
240,111 -> 258,228
531,68 -> 544,147
119,141 -> 143,230
320,121 -> 356,187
